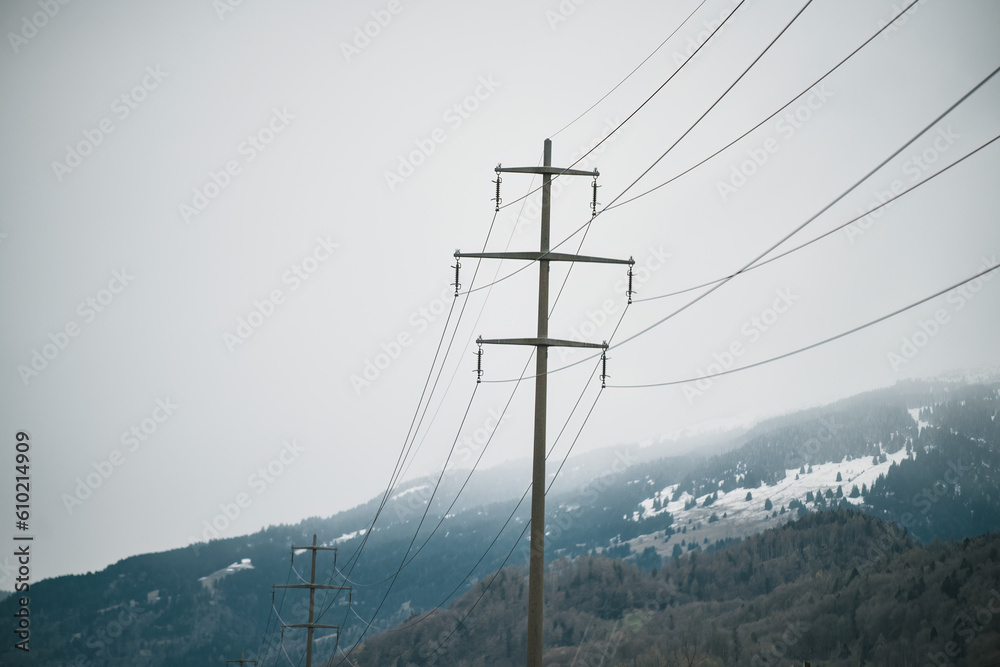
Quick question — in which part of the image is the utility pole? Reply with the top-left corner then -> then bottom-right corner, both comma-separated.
225,652 -> 256,666
274,534 -> 351,667
455,138 -> 632,667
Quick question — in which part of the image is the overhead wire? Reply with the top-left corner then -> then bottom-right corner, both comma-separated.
633,132 -> 1000,302
498,0 -> 746,214
481,63 -> 1000,383
549,0 -> 712,138
416,380 -> 607,665
321,163 -> 544,602
461,0 -> 922,300
602,0 -> 921,213
331,382 -> 482,664
600,0 -> 818,214
603,64 -> 1000,352
387,305 -> 630,655
314,163 -> 551,657
609,263 -> 1000,389
331,206 -> 505,600
461,0 -> 811,299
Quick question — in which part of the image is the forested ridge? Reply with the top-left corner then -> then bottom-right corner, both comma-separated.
355,510 -> 1000,667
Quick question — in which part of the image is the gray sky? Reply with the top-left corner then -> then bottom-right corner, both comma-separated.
1,0 -> 998,582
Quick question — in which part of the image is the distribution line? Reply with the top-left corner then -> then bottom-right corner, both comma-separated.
315,17 -> 721,644
311,212 -> 505,643
363,348 -> 604,643
335,354 -> 534,592
494,0 -> 747,215
397,308 -> 629,653
337,296 -> 459,574
417,384 -> 607,665
634,133 -> 1000,302
332,382 -> 481,665
334,208 -> 504,595
548,0 -> 818,319
463,0 -> 922,300
397,162 -> 543,483
602,0 -> 920,213
549,0 -> 711,139
462,0 -> 813,299
603,64 -> 999,352
596,0 -> 817,215
609,263 -> 1000,389
483,64 -> 1000,383
325,166 -> 543,597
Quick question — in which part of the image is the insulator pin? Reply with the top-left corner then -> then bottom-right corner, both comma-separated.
452,252 -> 462,297
626,258 -> 636,305
475,340 -> 484,383
591,174 -> 600,218
493,164 -> 503,211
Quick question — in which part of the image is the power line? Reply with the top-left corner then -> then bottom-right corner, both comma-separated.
634,133 -> 1000,302
546,0 -> 816,325
417,383 -> 607,665
317,179 -> 542,602
332,382 -> 481,664
596,0 -> 817,214
331,209 -> 507,606
400,307 -> 630,655
609,263 -> 1000,389
481,63 -> 1000,383
460,0 -> 811,299
602,0 -> 921,213
494,0 -> 747,215
604,63 -> 999,351
549,0 -> 712,138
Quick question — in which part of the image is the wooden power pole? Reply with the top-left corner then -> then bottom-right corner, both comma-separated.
456,138 -> 632,667
225,651 -> 256,666
275,534 -> 351,667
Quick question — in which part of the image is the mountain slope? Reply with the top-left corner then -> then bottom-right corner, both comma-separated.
353,510 -> 1000,667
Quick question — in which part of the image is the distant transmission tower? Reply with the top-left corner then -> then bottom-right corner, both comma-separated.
274,534 -> 351,667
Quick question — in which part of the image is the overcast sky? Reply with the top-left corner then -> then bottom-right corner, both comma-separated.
1,0 -> 998,582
